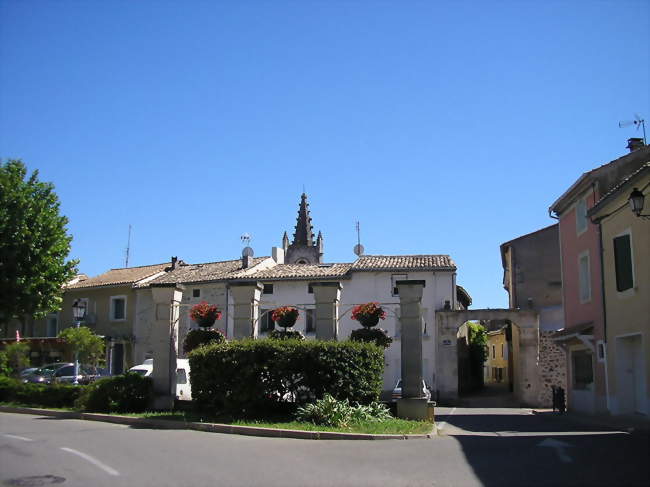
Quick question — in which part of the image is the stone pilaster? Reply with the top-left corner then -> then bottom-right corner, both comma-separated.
310,282 -> 342,341
150,284 -> 184,410
396,280 -> 428,420
228,282 -> 263,339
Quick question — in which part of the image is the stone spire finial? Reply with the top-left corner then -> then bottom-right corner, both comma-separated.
317,231 -> 323,253
292,193 -> 314,246
282,231 -> 289,252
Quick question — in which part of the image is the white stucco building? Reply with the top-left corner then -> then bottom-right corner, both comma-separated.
133,193 -> 470,396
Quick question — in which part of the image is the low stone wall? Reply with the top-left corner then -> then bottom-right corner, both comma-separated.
537,331 -> 567,407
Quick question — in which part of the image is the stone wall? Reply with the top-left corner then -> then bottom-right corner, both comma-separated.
538,331 -> 567,407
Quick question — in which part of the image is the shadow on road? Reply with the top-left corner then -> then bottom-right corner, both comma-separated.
451,431 -> 649,487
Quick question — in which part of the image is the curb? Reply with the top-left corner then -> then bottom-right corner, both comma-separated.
0,406 -> 434,440
532,409 -> 650,434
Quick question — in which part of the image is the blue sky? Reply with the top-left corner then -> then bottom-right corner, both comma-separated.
1,1 -> 648,309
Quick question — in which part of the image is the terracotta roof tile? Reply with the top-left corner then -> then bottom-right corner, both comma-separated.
66,263 -> 170,289
351,255 -> 456,271
147,258 -> 268,285
234,263 -> 353,281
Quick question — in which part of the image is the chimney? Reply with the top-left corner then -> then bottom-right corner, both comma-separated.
242,255 -> 253,268
627,138 -> 645,152
171,256 -> 178,270
272,247 -> 285,264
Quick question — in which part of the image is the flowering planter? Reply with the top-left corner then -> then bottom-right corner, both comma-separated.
358,315 -> 380,328
271,307 -> 299,329
190,301 -> 222,329
351,303 -> 386,329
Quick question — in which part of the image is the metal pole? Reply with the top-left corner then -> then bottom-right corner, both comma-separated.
73,319 -> 80,385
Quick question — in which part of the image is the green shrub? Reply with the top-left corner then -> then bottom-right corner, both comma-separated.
0,376 -> 83,408
189,339 -> 384,415
0,376 -> 20,401
350,328 -> 393,349
0,352 -> 10,377
75,373 -> 153,413
183,328 -> 226,354
268,329 -> 305,341
13,383 -> 84,408
295,394 -> 392,427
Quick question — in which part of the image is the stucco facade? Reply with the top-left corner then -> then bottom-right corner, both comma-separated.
550,143 -> 649,414
590,163 -> 650,417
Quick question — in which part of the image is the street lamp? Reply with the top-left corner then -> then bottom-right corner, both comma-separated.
628,188 -> 650,219
71,299 -> 87,385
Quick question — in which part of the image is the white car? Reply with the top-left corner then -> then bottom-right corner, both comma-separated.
128,358 -> 192,401
391,379 -> 431,402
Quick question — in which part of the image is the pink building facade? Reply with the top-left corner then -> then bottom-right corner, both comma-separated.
550,141 -> 649,414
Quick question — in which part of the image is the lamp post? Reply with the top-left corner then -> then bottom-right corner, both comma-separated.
628,188 -> 649,219
71,299 -> 87,385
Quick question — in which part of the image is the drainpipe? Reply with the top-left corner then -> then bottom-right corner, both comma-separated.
595,204 -> 610,412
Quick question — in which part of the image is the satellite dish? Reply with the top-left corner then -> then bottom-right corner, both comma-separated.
242,246 -> 254,257
353,244 -> 364,256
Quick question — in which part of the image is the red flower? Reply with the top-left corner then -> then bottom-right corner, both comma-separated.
189,301 -> 222,323
351,302 -> 386,322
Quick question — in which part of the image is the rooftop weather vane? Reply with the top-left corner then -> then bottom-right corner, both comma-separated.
353,221 -> 364,256
619,113 -> 647,144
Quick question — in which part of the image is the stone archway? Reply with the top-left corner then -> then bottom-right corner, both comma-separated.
436,309 -> 540,406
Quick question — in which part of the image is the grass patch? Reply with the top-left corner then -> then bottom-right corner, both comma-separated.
232,418 -> 432,435
113,410 -> 431,434
1,403 -> 432,435
0,401 -> 76,412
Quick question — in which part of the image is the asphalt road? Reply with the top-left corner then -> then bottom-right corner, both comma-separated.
1,409 -> 648,487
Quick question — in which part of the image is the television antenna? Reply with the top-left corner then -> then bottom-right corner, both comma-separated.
124,224 -> 132,267
241,233 -> 254,257
353,221 -> 364,256
619,114 -> 646,144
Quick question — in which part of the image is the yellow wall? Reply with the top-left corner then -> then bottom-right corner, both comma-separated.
486,329 -> 508,383
597,172 -> 650,415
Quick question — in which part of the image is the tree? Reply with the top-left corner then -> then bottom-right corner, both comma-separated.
0,160 -> 78,331
58,326 -> 104,367
467,321 -> 488,390
3,341 -> 30,376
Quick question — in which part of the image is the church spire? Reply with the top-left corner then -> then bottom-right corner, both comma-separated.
283,193 -> 323,264
292,193 -> 314,246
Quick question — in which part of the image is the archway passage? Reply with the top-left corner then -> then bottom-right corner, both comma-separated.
437,309 -> 540,407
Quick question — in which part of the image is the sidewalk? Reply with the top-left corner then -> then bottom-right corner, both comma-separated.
532,409 -> 650,434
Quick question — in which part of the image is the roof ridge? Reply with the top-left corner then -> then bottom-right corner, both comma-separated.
108,262 -> 169,271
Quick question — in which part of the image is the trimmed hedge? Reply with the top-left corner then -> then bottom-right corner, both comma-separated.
74,373 -> 153,413
0,376 -> 84,408
189,339 -> 384,415
350,328 -> 393,349
183,328 -> 226,354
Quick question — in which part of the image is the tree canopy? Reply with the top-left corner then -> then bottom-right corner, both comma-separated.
0,160 -> 78,326
58,326 -> 104,366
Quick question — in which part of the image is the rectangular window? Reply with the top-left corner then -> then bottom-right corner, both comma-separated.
305,309 -> 315,333
391,274 -> 408,296
192,289 -> 201,298
492,345 -> 496,359
572,350 -> 594,390
578,252 -> 591,303
176,368 -> 187,385
613,234 -> 634,292
259,309 -> 274,332
46,315 -> 58,337
576,197 -> 588,234
307,285 -> 313,294
263,284 -> 274,295
501,343 -> 504,358
110,296 -> 127,321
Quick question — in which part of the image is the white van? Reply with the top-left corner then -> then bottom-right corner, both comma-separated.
128,358 -> 192,401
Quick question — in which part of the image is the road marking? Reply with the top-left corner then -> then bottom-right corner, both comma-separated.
435,406 -> 457,433
537,438 -> 573,463
60,447 -> 120,476
2,434 -> 33,442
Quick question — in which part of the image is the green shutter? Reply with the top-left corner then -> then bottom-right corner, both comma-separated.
613,235 -> 633,292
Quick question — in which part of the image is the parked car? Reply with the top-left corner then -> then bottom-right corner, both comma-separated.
23,363 -> 105,385
391,379 -> 431,402
128,358 -> 191,400
19,367 -> 39,379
